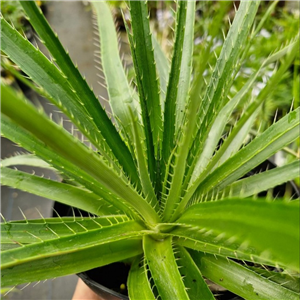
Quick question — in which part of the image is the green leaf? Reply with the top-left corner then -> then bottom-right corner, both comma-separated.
1,84 -> 160,225
152,34 -> 169,110
174,199 -> 300,271
176,246 -> 215,300
129,110 -> 158,210
160,1 -> 196,221
190,251 -> 299,300
214,160 -> 300,198
1,167 -> 116,216
248,266 -> 300,293
1,216 -> 131,244
1,238 -> 143,287
1,115 -> 137,219
19,1 -> 140,184
174,1 -> 195,133
162,1 -> 188,170
128,255 -> 156,300
195,108 -> 300,195
184,1 -> 260,190
190,67 -> 263,183
128,0 -> 163,160
92,2 -> 141,151
208,36 -> 299,176
123,7 -> 156,189
1,154 -> 55,170
143,236 -> 190,300
1,216 -> 140,248
0,18 -> 118,172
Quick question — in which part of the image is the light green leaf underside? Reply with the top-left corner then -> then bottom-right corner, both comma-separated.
214,160 -> 300,198
1,85 -> 160,225
1,154 -> 55,171
1,239 -> 143,287
1,167 -> 116,216
176,246 -> 215,300
128,255 -> 156,300
143,235 -> 189,300
175,199 -> 300,271
191,251 -> 299,300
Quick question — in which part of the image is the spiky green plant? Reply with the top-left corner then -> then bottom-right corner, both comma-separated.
1,1 -> 299,299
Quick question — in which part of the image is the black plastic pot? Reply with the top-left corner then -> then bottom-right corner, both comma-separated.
53,160 -> 299,300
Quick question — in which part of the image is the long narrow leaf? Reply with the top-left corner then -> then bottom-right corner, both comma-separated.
160,1 -> 195,221
207,36 -> 299,176
1,85 -> 160,225
184,1 -> 260,190
174,1 -> 195,133
19,1 -> 139,184
1,238 -> 143,287
1,167 -> 116,216
214,160 -> 300,198
1,154 -> 55,170
143,235 -> 190,300
152,34 -> 170,110
176,246 -> 215,300
175,199 -> 300,271
128,0 -> 163,160
1,216 -> 131,244
195,108 -> 300,196
191,251 -> 299,300
1,114 -> 140,220
161,1 -> 188,170
128,256 -> 156,300
92,2 -> 141,152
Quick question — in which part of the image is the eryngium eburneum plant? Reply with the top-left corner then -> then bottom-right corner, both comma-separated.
1,1 -> 299,299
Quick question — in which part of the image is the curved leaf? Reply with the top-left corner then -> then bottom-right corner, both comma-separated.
176,246 -> 215,300
1,216 -> 131,244
195,108 -> 300,196
174,199 -> 300,271
1,154 -> 55,170
1,114 -> 137,218
1,238 -> 143,287
143,235 -> 190,300
128,0 -> 163,159
1,84 -> 160,225
128,255 -> 156,300
1,167 -> 116,216
19,1 -> 140,184
162,1 -> 188,169
214,160 -> 300,198
190,251 -> 299,300
185,1 -> 260,190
